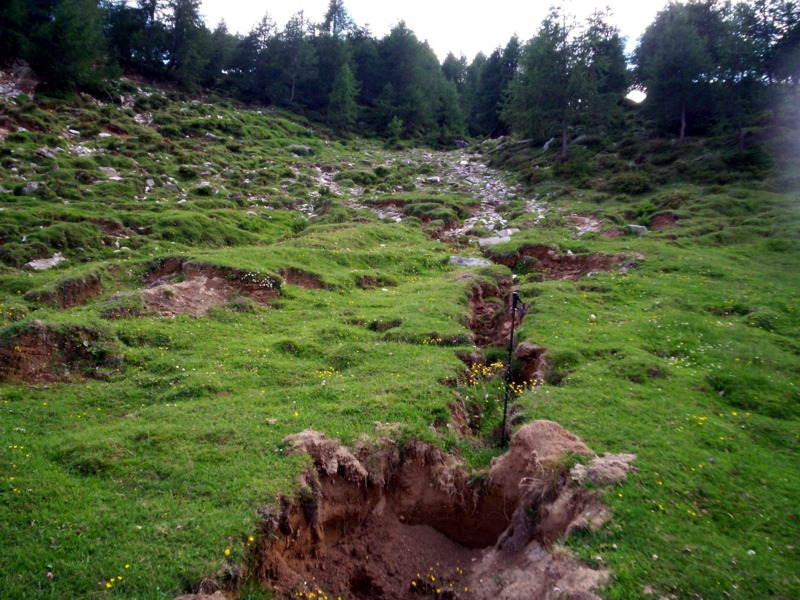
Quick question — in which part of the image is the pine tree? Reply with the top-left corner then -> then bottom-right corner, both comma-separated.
503,8 -> 591,158
328,63 -> 359,132
166,0 -> 206,88
28,0 -> 113,90
635,3 -> 715,141
0,0 -> 26,61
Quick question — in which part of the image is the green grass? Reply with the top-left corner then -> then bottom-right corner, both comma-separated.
0,86 -> 798,599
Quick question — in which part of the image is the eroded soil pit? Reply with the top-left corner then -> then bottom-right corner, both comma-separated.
0,320 -> 121,383
245,424 -> 634,600
486,244 -> 642,281
141,258 -> 281,317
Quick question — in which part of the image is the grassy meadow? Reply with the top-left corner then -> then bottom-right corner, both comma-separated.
0,84 -> 798,599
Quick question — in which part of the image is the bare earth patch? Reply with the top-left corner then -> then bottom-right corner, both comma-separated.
649,213 -> 679,231
569,213 -> 603,235
0,321 -> 121,384
240,422 -> 633,600
142,259 -> 280,317
487,244 -> 643,281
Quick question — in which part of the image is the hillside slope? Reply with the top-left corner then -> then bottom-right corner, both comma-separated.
0,84 -> 798,599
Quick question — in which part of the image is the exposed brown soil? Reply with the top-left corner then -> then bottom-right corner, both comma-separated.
487,244 -> 641,281
25,273 -> 104,309
90,218 -> 133,238
141,259 -> 280,317
602,226 -> 624,238
244,423 -> 630,600
0,320 -> 121,384
356,275 -> 379,289
466,274 -> 525,348
649,213 -> 679,231
277,268 -> 326,289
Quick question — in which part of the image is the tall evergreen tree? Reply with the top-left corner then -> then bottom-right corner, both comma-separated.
166,0 -> 206,88
322,0 -> 354,38
0,0 -> 27,61
503,9 -> 595,158
277,11 -> 318,105
634,2 -> 715,141
28,0 -> 114,90
328,63 -> 359,132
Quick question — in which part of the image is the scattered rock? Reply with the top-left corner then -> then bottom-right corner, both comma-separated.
478,235 -> 512,247
449,256 -> 493,267
18,181 -> 45,195
628,224 -> 649,236
97,167 -> 119,178
287,144 -> 313,156
35,147 -> 58,159
23,253 -> 66,271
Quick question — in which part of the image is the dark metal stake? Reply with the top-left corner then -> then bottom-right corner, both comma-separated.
500,292 -> 520,447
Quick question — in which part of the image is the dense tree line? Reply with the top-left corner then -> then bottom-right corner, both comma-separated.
0,0 -> 797,144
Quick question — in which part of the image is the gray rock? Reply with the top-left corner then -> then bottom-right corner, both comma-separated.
204,133 -> 216,139
20,181 -> 45,195
98,167 -> 119,178
627,224 -> 649,236
478,236 -> 512,247
24,253 -> 66,270
288,144 -> 313,156
98,132 -> 113,138
35,147 -> 58,159
449,256 -> 493,267
496,228 -> 520,237
543,137 -> 556,151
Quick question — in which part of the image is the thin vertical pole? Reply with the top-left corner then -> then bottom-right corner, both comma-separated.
500,292 -> 519,447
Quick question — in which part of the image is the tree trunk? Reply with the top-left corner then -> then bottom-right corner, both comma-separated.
738,125 -> 745,154
290,74 -> 296,103
561,127 -> 568,160
680,101 -> 687,143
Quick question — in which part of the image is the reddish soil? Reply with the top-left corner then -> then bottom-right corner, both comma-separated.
0,321 -> 121,384
356,275 -> 379,289
649,212 -> 679,231
142,259 -> 280,317
25,273 -> 104,309
602,227 -> 624,238
243,423 -> 628,600
90,218 -> 133,238
466,275 -> 525,348
277,268 -> 326,289
487,244 -> 640,281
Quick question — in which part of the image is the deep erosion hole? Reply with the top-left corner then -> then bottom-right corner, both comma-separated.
246,425 -> 635,600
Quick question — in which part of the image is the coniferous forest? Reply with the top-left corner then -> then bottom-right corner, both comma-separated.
1,0 -> 798,143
